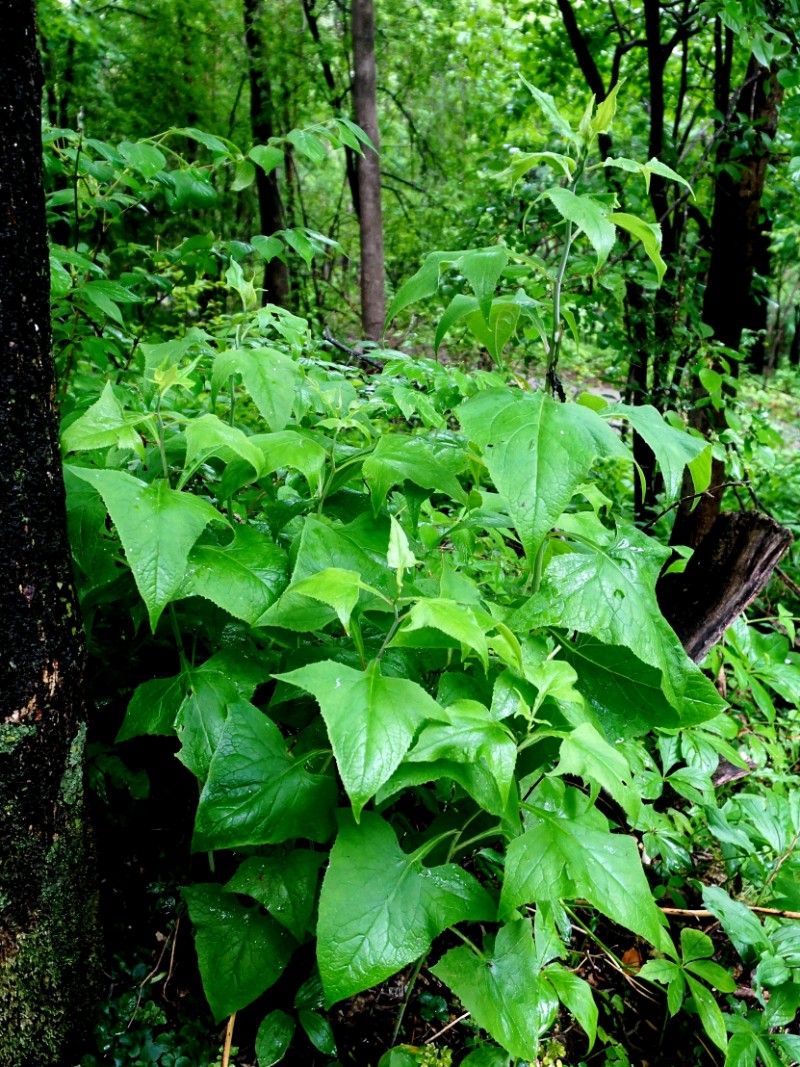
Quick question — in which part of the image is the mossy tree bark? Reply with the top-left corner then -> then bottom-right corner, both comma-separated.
0,2 -> 99,1062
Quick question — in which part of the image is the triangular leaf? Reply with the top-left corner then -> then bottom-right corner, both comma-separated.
318,812 -> 495,1004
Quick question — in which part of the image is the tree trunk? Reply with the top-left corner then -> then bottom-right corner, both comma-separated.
0,3 -> 99,1062
658,512 -> 792,662
352,0 -> 385,341
671,58 -> 782,550
243,0 -> 291,307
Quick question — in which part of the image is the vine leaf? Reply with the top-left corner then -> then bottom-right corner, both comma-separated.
317,812 -> 495,1005
500,784 -> 672,953
183,883 -> 296,1022
458,389 -> 628,559
275,659 -> 446,819
226,851 -> 324,941
432,919 -> 541,1062
67,466 -> 223,629
192,701 -> 336,850
511,523 -> 725,719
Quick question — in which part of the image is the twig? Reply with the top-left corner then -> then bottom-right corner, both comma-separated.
128,919 -> 178,1027
641,480 -> 750,529
322,327 -> 385,368
161,914 -> 180,1003
660,905 -> 800,920
426,1011 -> 470,1043
776,566 -> 800,600
221,1012 -> 236,1067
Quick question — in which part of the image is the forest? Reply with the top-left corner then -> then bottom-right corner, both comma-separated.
2,1 -> 800,1065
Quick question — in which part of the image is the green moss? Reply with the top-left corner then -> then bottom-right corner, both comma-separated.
0,725 -> 101,1067
0,723 -> 36,749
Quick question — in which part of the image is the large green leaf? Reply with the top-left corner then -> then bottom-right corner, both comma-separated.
396,599 -> 489,670
500,785 -> 671,952
458,390 -> 628,558
432,919 -> 541,1061
193,701 -> 336,850
554,722 -> 641,821
559,635 -> 697,737
183,883 -> 296,1022
317,812 -> 495,1005
61,381 -> 151,455
363,434 -> 468,511
385,249 -> 470,324
607,213 -> 666,284
179,412 -> 265,488
119,650 -> 269,744
377,698 -> 520,818
544,189 -> 616,270
117,674 -> 187,742
212,347 -> 300,431
701,886 -> 771,964
603,403 -> 710,499
178,525 -> 288,624
458,246 -> 509,321
67,467 -> 223,629
544,963 -> 598,1049
259,517 -> 393,632
511,524 -> 725,719
275,659 -> 446,819
226,851 -> 324,941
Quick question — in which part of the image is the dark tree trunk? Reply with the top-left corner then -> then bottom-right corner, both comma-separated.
790,306 -> 800,366
352,0 -> 385,341
671,59 -> 782,549
0,3 -> 99,1061
702,60 -> 782,351
301,0 -> 361,218
243,0 -> 291,307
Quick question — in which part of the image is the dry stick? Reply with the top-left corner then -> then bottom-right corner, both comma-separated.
221,1012 -> 236,1067
425,1011 -> 471,1044
641,480 -> 750,530
776,566 -> 800,601
162,914 -> 180,1003
659,905 -> 800,920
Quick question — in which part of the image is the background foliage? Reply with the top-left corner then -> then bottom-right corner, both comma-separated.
31,1 -> 800,1064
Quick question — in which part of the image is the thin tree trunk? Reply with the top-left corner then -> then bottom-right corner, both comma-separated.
352,0 -> 385,340
243,0 -> 291,306
0,2 -> 99,1061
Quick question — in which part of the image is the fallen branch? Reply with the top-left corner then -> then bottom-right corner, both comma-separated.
659,905 -> 800,921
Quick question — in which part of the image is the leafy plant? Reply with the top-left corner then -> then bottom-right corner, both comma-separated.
56,89 -> 800,1067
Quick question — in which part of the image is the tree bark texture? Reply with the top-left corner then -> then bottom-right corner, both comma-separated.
0,2 -> 99,1061
659,512 -> 792,662
243,0 -> 291,307
352,0 -> 386,341
671,60 -> 783,549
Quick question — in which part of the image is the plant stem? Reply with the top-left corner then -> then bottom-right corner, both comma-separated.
391,953 -> 426,1045
451,926 -> 486,961
221,1012 -> 236,1067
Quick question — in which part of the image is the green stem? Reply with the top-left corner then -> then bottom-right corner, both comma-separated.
548,218 -> 574,382
350,615 -> 367,670
546,147 -> 589,391
391,953 -> 427,1046
375,607 -> 408,662
531,535 -> 547,594
451,926 -> 487,961
451,826 -> 505,855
